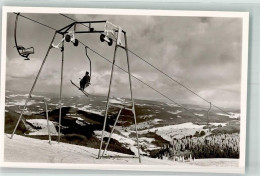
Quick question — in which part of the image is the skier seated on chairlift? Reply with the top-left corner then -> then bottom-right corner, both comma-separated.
80,71 -> 91,91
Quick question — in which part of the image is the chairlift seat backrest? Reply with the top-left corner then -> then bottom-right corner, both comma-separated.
21,50 -> 34,55
17,46 -> 34,55
14,13 -> 35,60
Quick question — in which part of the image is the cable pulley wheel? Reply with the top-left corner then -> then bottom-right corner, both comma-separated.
100,34 -> 105,42
65,35 -> 71,42
73,39 -> 79,46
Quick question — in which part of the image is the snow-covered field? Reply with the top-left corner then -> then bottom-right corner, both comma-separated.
94,130 -> 146,155
216,113 -> 240,119
167,110 -> 182,115
4,134 -> 238,167
4,91 -> 241,171
139,122 -> 205,141
138,122 -> 226,141
26,119 -> 58,136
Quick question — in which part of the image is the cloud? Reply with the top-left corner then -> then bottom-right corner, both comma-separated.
6,57 -> 42,79
5,13 -> 243,108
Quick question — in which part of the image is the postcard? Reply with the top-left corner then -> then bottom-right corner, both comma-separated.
0,6 -> 249,173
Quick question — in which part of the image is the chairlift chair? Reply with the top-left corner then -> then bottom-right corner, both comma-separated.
14,45 -> 34,60
14,13 -> 35,60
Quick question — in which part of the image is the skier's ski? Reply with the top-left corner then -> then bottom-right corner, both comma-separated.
70,80 -> 89,97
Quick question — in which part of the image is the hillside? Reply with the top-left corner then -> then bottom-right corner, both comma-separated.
4,90 -> 241,163
4,134 -> 238,168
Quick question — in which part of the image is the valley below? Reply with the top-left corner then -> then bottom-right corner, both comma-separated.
4,90 -> 241,166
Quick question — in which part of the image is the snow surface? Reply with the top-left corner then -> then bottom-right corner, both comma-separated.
139,114 -> 155,119
26,119 -> 57,136
14,110 -> 38,116
109,99 -> 123,104
76,105 -> 104,115
216,113 -> 240,119
194,113 -> 204,117
4,134 -> 239,167
128,119 -> 160,131
153,119 -> 163,124
107,97 -> 127,105
76,120 -> 86,126
142,122 -> 205,131
8,93 -> 43,98
140,122 -> 206,141
94,130 -> 144,155
168,110 -> 182,115
6,100 -> 35,106
210,123 -> 227,127
165,103 -> 180,107
135,103 -> 147,107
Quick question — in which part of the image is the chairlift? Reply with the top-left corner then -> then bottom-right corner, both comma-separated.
14,13 -> 34,60
70,46 -> 92,97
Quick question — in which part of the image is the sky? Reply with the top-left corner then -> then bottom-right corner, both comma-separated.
5,12 -> 243,109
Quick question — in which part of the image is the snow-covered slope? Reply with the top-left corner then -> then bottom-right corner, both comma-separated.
26,119 -> 58,136
4,134 -> 238,167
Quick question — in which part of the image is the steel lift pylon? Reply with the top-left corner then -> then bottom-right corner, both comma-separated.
11,17 -> 141,163
97,30 -> 141,163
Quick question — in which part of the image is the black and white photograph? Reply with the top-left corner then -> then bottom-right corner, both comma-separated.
0,7 -> 248,173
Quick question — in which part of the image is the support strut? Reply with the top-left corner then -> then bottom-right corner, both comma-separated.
98,44 -> 118,159
11,32 -> 57,139
58,35 -> 65,142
